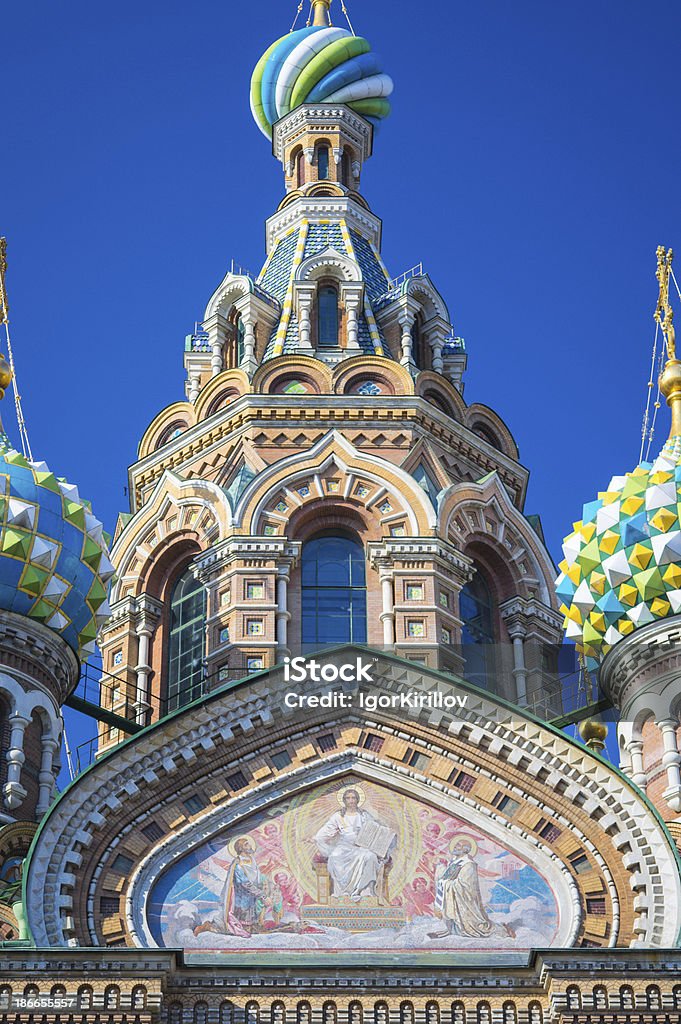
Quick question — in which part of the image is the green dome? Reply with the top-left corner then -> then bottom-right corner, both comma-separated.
556,435 -> 681,662
0,436 -> 113,659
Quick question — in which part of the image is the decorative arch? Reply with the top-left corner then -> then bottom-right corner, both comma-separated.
464,403 -> 519,461
110,472 -> 232,603
295,248 -> 362,285
234,431 -> 437,536
438,474 -> 558,608
332,356 -> 413,397
203,273 -> 254,323
415,371 -> 466,421
193,368 -> 251,421
403,275 -> 450,324
253,356 -> 333,396
138,401 -> 196,461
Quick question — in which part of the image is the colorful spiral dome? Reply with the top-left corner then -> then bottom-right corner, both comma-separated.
0,435 -> 113,660
250,25 -> 393,139
555,435 -> 681,663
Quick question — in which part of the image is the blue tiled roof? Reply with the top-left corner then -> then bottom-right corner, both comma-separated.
350,230 -> 390,302
305,222 -> 346,258
259,229 -> 301,302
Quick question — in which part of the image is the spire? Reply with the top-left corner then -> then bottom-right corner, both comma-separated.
311,0 -> 331,26
656,245 -> 681,438
0,241 -> 14,401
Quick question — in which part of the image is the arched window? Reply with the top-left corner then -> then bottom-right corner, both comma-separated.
400,1003 -> 414,1024
302,533 -> 367,646
237,316 -> 245,365
528,1004 -> 542,1024
340,151 -> 351,186
322,1004 -> 336,1024
646,986 -> 662,1010
104,986 -> 120,1010
476,1003 -> 491,1024
295,148 -> 305,188
592,987 -> 607,1010
460,567 -> 495,689
349,1003 -> 362,1024
77,987 -> 93,1010
502,1003 -> 517,1024
374,1003 -> 388,1024
132,987 -> 147,1010
425,1003 -> 438,1024
619,986 -> 634,1010
167,565 -> 207,712
317,285 -> 339,347
674,985 -> 681,1010
194,1003 -> 209,1024
221,1002 -> 236,1024
451,1004 -> 465,1024
317,145 -> 329,180
565,987 -> 581,1010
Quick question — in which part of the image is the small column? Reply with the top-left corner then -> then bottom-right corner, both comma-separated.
508,628 -> 528,706
276,570 -> 291,657
295,284 -> 316,353
240,312 -> 258,377
341,284 -> 363,350
211,340 -> 223,377
134,598 -> 162,724
188,373 -> 201,403
380,572 -> 396,648
399,311 -> 415,370
36,735 -> 59,816
3,713 -> 30,811
658,718 -> 681,812
627,739 -> 648,792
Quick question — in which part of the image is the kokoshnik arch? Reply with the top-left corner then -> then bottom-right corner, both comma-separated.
2,0 -> 681,1020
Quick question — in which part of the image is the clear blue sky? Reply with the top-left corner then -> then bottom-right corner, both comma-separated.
3,0 -> 679,774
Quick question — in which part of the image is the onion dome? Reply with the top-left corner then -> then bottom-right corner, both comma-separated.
250,2 -> 393,139
556,247 -> 681,663
0,435 -> 113,660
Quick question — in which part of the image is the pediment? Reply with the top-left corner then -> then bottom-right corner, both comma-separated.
24,647 -> 681,953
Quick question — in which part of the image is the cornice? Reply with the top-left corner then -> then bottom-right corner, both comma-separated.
265,196 -> 382,253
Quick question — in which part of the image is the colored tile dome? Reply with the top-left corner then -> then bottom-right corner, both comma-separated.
556,435 -> 681,662
0,435 -> 113,660
250,23 -> 393,139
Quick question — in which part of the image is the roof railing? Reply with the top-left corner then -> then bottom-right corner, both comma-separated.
386,261 -> 424,291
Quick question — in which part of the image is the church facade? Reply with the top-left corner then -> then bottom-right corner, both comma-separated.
2,1 -> 681,1020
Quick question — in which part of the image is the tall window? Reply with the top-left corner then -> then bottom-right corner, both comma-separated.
295,149 -> 305,188
167,566 -> 207,712
460,568 -> 495,690
317,145 -> 329,180
236,317 -> 245,365
301,533 -> 367,646
318,285 -> 339,347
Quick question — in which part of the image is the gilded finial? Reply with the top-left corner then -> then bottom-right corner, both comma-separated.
0,240 -> 13,400
656,246 -> 681,438
579,718 -> 608,754
311,0 -> 331,26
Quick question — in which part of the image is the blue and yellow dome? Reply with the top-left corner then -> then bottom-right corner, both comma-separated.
0,436 -> 113,660
250,17 -> 393,139
556,435 -> 681,661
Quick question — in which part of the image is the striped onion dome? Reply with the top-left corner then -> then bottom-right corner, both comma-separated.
250,25 -> 393,139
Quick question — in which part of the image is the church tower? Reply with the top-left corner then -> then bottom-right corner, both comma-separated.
8,5 -> 681,1011
97,1 -> 563,738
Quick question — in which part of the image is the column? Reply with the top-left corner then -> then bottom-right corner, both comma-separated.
296,284 -> 315,352
188,372 -> 201,403
341,285 -> 363,350
3,713 -> 29,810
36,735 -> 59,816
508,628 -> 528,706
380,571 -> 395,648
399,311 -> 415,370
658,718 -> 681,812
276,570 -> 291,657
240,312 -> 258,377
134,627 -> 153,725
627,739 -> 647,791
211,339 -> 223,377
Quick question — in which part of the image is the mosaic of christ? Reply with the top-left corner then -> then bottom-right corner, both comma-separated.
147,778 -> 559,951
